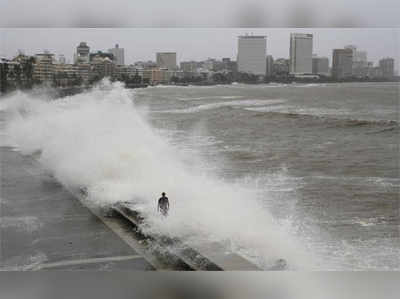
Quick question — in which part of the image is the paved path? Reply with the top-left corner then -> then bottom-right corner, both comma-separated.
0,146 -> 154,270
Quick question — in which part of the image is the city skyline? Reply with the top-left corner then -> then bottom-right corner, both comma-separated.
0,28 -> 399,71
237,35 -> 267,75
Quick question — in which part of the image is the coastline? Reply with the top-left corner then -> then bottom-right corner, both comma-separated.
1,78 -> 399,98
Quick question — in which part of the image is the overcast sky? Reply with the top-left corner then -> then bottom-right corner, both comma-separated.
1,28 -> 398,70
1,0 -> 400,27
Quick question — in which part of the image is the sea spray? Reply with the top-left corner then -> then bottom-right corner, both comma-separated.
3,80 -> 311,269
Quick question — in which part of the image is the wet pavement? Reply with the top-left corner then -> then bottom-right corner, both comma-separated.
0,146 -> 154,270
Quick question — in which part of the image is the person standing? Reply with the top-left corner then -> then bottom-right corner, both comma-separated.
158,192 -> 169,216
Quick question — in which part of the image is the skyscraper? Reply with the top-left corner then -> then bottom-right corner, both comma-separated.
237,35 -> 267,75
33,52 -> 55,83
379,58 -> 395,78
108,44 -> 125,65
156,52 -> 177,70
312,55 -> 329,76
75,42 -> 90,64
180,61 -> 198,72
58,54 -> 66,64
344,45 -> 367,64
344,45 -> 356,55
354,51 -> 367,64
332,49 -> 353,79
289,33 -> 313,75
344,45 -> 368,76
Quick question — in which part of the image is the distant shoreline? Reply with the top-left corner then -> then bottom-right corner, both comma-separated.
1,80 -> 399,99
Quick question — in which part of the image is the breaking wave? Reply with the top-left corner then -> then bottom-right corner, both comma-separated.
2,81 -> 310,270
246,106 -> 399,127
162,99 -> 287,114
177,95 -> 243,101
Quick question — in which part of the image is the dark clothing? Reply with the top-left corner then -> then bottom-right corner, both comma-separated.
158,196 -> 169,216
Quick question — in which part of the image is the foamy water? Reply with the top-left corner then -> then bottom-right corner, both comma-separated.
1,81 -> 311,270
162,99 -> 287,114
2,80 -> 398,270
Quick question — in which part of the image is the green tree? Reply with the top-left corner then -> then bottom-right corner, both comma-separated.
0,63 -> 9,93
170,76 -> 180,83
14,64 -> 22,88
22,56 -> 35,89
88,74 -> 101,85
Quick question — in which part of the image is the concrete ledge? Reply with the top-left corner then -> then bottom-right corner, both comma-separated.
112,202 -> 261,271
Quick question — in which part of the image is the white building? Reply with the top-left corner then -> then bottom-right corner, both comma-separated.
332,48 -> 353,79
354,51 -> 367,64
156,52 -> 177,70
312,55 -> 329,76
379,57 -> 395,78
75,42 -> 90,64
344,45 -> 368,76
237,35 -> 267,75
33,52 -> 55,83
344,45 -> 366,62
108,44 -> 125,65
180,61 -> 198,72
289,33 -> 313,74
266,55 -> 274,77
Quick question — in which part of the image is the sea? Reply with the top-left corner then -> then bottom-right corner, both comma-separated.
1,81 -> 399,270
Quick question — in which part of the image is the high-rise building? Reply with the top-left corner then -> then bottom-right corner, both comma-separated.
344,45 -> 367,63
91,56 -> 115,78
113,65 -> 138,80
108,44 -> 125,65
237,35 -> 267,75
312,55 -> 329,76
134,60 -> 157,69
266,55 -> 274,77
75,42 -> 90,64
33,52 -> 55,83
156,52 -> 177,70
203,58 -> 216,71
344,45 -> 357,55
1,58 -> 24,91
289,33 -> 313,75
344,45 -> 368,76
369,66 -> 383,78
332,48 -> 353,79
142,68 -> 174,84
180,61 -> 198,72
89,51 -> 114,62
379,58 -> 395,78
354,51 -> 367,64
54,63 -> 86,87
58,54 -> 66,64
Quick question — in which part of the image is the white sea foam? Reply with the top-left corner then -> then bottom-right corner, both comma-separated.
245,105 -> 351,117
2,80 -> 309,269
177,95 -> 243,101
303,175 -> 400,188
163,99 -> 287,113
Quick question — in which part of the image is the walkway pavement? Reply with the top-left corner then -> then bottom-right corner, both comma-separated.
0,146 -> 154,270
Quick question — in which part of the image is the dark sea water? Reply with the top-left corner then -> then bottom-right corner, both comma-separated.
1,81 -> 398,270
133,82 -> 399,270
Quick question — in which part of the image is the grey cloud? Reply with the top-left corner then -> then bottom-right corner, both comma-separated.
0,0 -> 399,27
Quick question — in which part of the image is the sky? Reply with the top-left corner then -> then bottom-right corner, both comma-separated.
0,28 -> 399,70
1,0 -> 400,27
